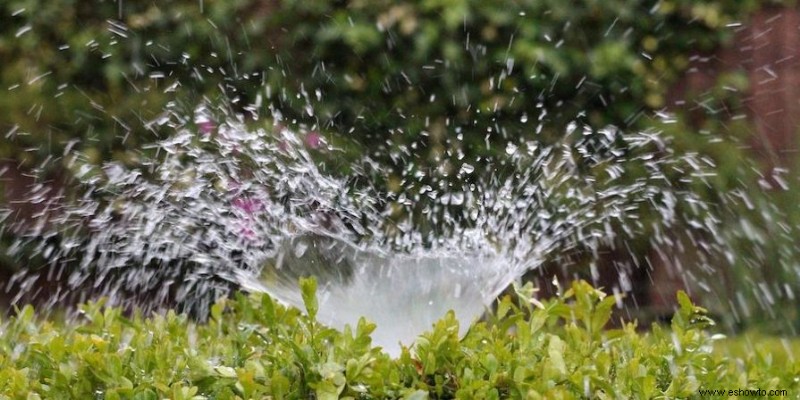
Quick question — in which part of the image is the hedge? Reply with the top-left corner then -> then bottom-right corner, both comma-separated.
1,280 -> 797,399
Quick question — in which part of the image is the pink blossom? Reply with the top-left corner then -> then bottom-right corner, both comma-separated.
238,225 -> 256,240
305,131 -> 322,149
232,197 -> 263,215
198,120 -> 216,135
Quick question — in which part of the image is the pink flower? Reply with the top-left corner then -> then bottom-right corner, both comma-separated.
305,131 -> 322,149
198,120 -> 216,135
238,225 -> 256,241
232,197 -> 263,215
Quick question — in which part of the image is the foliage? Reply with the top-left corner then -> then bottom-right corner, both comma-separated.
0,280 -> 797,399
0,0 -> 781,170
0,0 -> 256,166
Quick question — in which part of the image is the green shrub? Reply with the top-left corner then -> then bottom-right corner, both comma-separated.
0,0 -> 778,167
0,280 -> 796,399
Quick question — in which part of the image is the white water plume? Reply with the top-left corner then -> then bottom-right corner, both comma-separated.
3,103 -> 722,355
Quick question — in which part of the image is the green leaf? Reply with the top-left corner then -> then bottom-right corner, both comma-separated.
547,335 -> 567,377
261,294 -> 276,325
314,381 -> 343,400
132,389 -> 158,400
210,302 -> 224,322
676,291 -> 694,316
270,372 -> 291,399
496,296 -> 512,320
403,389 -> 430,400
215,365 -> 238,379
591,295 -> 617,335
300,277 -> 319,320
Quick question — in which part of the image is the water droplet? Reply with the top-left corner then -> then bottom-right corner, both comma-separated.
449,192 -> 465,206
294,241 -> 308,258
505,143 -> 518,156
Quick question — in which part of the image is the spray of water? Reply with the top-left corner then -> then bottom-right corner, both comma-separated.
2,99 -> 733,355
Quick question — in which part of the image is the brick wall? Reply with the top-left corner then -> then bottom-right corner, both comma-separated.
670,5 -> 800,169
650,5 -> 800,314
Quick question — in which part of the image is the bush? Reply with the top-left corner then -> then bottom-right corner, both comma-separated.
0,0 -> 774,168
0,280 -> 796,399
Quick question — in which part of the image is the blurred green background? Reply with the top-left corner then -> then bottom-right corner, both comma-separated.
1,0 -> 799,332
